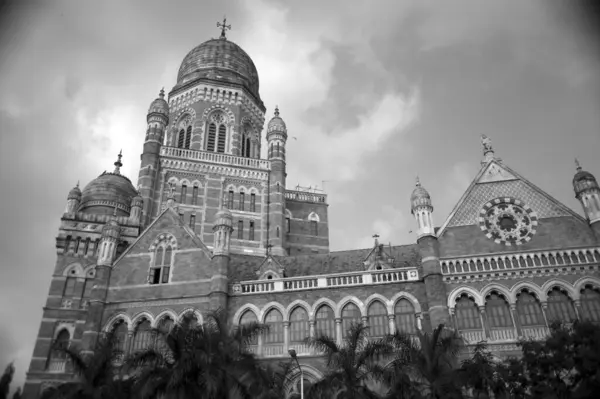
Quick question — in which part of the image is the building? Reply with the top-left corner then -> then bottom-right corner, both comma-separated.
23,25 -> 600,399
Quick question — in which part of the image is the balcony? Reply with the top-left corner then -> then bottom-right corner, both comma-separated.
284,190 -> 327,204
231,267 -> 420,295
160,146 -> 271,170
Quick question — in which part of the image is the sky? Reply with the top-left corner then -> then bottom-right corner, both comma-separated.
1,0 -> 600,390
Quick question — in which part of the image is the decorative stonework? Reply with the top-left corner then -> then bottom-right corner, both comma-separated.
477,162 -> 517,183
201,104 -> 235,127
448,180 -> 570,227
148,233 -> 178,252
160,159 -> 269,180
479,197 -> 538,246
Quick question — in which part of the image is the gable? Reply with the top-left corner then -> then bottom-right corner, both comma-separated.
438,160 -> 595,257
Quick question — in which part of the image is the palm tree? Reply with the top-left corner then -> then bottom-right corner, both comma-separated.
127,309 -> 267,399
0,362 -> 15,399
307,322 -> 390,399
251,360 -> 296,399
385,324 -> 464,399
40,332 -> 133,399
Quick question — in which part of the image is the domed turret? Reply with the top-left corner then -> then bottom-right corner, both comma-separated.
267,106 -> 287,136
129,190 -> 143,225
410,177 -> 435,238
79,152 -> 138,217
266,106 -> 288,256
573,159 -> 600,225
97,209 -> 121,267
65,182 -> 82,213
213,207 -> 233,257
147,88 -> 169,121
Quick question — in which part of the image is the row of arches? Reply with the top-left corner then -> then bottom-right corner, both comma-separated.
164,178 -> 202,207
448,277 -> 600,343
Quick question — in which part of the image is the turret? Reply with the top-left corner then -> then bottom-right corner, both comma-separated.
129,189 -> 143,225
409,178 -> 449,329
573,159 -> 600,238
97,215 -> 121,267
410,177 -> 434,238
266,106 -> 287,255
210,208 -> 233,310
65,182 -> 81,214
138,88 -> 169,226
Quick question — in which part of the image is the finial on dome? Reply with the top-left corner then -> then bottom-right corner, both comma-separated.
113,150 -> 123,174
575,158 -> 582,172
372,233 -> 379,248
159,87 -> 165,98
415,176 -> 421,187
76,181 -> 79,188
274,105 -> 279,117
217,16 -> 231,40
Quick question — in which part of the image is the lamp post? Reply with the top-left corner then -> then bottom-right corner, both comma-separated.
288,348 -> 304,399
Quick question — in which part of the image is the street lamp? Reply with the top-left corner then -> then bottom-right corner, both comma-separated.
288,349 -> 304,399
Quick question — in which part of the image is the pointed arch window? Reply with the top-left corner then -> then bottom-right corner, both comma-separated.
485,293 -> 513,328
237,220 -> 244,239
206,112 -> 227,153
48,329 -> 70,365
315,305 -> 335,338
227,190 -> 234,209
341,303 -> 361,335
240,310 -> 258,347
264,309 -> 284,345
581,287 -> 600,322
131,319 -> 153,353
394,299 -> 417,334
207,123 -> 217,152
192,185 -> 199,206
249,221 -> 255,241
180,184 -> 187,204
455,295 -> 482,331
178,128 -> 185,148
185,125 -> 192,148
149,245 -> 173,285
63,277 -> 76,297
546,288 -> 577,323
516,291 -> 545,327
368,301 -> 388,337
289,307 -> 309,344
239,192 -> 245,211
250,193 -> 256,212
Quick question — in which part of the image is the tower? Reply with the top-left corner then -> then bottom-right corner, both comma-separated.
573,159 -> 600,238
65,183 -> 81,214
266,106 -> 287,255
410,178 -> 449,328
210,208 -> 233,310
138,89 -> 169,226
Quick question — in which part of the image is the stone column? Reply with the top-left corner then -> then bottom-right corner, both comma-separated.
479,306 -> 491,340
283,321 -> 290,352
309,320 -> 316,338
574,299 -> 582,320
418,236 -> 450,329
540,302 -> 550,327
388,315 -> 396,335
509,304 -> 522,337
335,318 -> 343,345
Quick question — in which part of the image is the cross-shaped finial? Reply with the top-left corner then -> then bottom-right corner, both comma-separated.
113,150 -> 123,174
274,105 -> 280,117
415,176 -> 420,187
575,158 -> 582,171
372,234 -> 380,239
217,16 -> 231,39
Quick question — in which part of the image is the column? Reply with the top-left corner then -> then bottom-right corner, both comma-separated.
479,306 -> 491,340
283,321 -> 290,353
361,316 -> 369,327
574,299 -> 582,320
509,304 -> 522,337
416,313 -> 423,331
388,315 -> 396,335
309,320 -> 316,338
540,302 -> 550,328
257,335 -> 264,357
125,331 -> 134,358
335,318 -> 342,345
450,308 -> 459,331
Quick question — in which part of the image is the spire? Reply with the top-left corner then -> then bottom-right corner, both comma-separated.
113,150 -> 123,174
575,158 -> 582,172
481,134 -> 495,162
372,233 -> 380,248
159,87 -> 165,98
274,105 -> 280,117
217,16 -> 231,40
415,176 -> 421,187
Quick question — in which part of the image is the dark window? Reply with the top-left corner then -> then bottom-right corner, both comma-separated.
276,227 -> 280,238
250,193 -> 256,212
178,129 -> 185,148
341,303 -> 361,335
264,309 -> 284,344
162,247 -> 171,283
192,185 -> 199,205
455,295 -> 482,330
64,235 -> 72,252
239,192 -> 245,211
150,246 -> 172,285
368,301 -> 388,337
189,214 -> 196,229
217,125 -> 226,153
50,329 -> 70,362
581,287 -> 600,322
485,293 -> 513,328
185,125 -> 192,149
181,185 -> 187,204
241,134 -> 247,157
249,221 -> 255,241
289,307 -> 309,343
83,238 -> 90,256
315,305 -> 336,338
286,218 -> 291,233
237,220 -> 243,239
516,292 -> 545,326
74,237 -> 81,254
207,123 -> 216,152
227,190 -> 234,209
394,299 -> 416,334
311,220 -> 318,236
546,288 -> 577,323
240,311 -> 258,345
245,136 -> 251,157
63,277 -> 76,297
131,320 -> 152,353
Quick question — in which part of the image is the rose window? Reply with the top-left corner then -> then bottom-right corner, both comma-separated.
479,198 -> 538,246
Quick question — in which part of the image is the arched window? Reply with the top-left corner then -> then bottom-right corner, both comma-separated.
315,305 -> 335,338
289,307 -> 309,344
192,185 -> 199,206
245,136 -> 251,157
455,295 -> 482,330
63,277 -> 76,297
546,288 -> 577,323
264,309 -> 284,345
149,245 -> 173,285
249,221 -> 255,241
240,310 -> 258,346
182,312 -> 199,329
227,190 -> 234,209
485,293 -> 513,328
341,303 -> 361,335
237,220 -> 244,239
394,299 -> 417,334
177,129 -> 185,148
368,301 -> 388,337
516,291 -> 545,327
239,192 -> 245,211
112,320 -> 128,352
156,317 -> 174,357
50,329 -> 70,361
207,123 -> 217,152
581,287 -> 600,322
131,319 -> 152,353
250,193 -> 256,212
185,125 -> 192,149
180,184 -> 187,204
217,125 -> 226,153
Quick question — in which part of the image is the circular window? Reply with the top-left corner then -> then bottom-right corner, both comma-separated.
479,198 -> 538,246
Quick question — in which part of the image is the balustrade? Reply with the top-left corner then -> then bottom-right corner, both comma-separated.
489,328 -> 516,342
284,190 -> 327,204
160,146 -> 271,170
521,326 -> 550,340
46,359 -> 67,373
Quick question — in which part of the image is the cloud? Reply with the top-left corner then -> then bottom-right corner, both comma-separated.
356,205 -> 413,249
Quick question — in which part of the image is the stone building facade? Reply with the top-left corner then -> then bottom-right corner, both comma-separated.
23,29 -> 600,399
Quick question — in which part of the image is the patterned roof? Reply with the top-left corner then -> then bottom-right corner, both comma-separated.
228,244 -> 420,282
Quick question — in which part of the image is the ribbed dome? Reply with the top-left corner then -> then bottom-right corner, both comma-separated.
148,88 -> 169,117
176,38 -> 260,100
68,184 -> 82,200
410,178 -> 432,212
267,106 -> 286,133
79,172 -> 138,216
573,169 -> 596,184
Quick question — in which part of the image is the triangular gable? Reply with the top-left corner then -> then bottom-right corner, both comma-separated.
113,206 -> 211,267
256,255 -> 285,279
362,243 -> 396,270
437,159 -> 586,237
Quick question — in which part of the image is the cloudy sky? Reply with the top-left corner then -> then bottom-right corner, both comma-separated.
1,0 -> 599,389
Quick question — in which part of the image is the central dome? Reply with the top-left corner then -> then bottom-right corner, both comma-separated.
79,172 -> 138,217
176,38 -> 260,100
